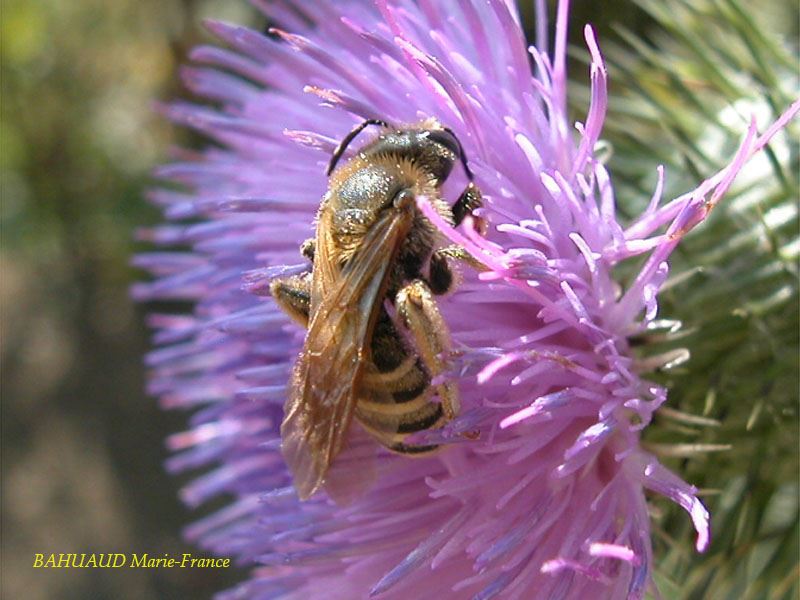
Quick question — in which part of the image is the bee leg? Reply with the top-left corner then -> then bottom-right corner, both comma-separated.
395,280 -> 459,421
427,245 -> 490,296
300,238 -> 316,262
269,272 -> 312,327
451,182 -> 485,231
427,251 -> 455,295
435,245 -> 490,272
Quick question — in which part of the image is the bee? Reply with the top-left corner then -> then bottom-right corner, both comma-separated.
270,118 -> 484,501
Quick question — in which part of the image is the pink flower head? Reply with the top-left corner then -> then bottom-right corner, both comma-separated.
134,0 -> 800,598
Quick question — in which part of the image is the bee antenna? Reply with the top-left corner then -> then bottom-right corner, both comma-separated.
441,127 -> 474,181
327,119 -> 390,176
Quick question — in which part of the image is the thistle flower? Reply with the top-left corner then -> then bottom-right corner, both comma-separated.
134,1 -> 799,598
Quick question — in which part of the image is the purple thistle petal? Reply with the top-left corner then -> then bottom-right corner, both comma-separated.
640,457 -> 711,552
136,0 -> 800,598
572,25 -> 607,178
588,543 -> 640,565
541,558 -> 612,585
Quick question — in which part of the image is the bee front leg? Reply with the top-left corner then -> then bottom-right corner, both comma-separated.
428,245 -> 490,295
395,280 -> 459,420
427,252 -> 455,295
300,238 -> 316,262
451,181 -> 485,232
269,272 -> 312,327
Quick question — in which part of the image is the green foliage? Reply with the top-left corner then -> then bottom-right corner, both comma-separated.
0,2 -> 256,597
579,0 -> 798,597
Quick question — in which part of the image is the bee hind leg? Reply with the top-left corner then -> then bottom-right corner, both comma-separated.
269,272 -> 312,327
395,280 -> 459,421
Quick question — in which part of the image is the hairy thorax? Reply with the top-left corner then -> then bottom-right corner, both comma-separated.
325,154 -> 453,294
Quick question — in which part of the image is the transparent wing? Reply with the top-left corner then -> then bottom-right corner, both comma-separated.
321,421 -> 379,505
281,204 -> 412,500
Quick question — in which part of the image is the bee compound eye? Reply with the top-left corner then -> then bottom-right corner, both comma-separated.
427,127 -> 473,180
426,129 -> 460,157
393,189 -> 415,211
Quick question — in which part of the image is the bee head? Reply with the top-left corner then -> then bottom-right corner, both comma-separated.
327,118 -> 475,184
381,124 -> 473,183
340,122 -> 471,184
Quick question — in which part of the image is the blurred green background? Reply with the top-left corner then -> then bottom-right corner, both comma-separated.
1,1 -> 797,599
1,1 -> 254,597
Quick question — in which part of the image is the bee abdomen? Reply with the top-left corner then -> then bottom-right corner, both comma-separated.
362,355 -> 431,400
396,403 -> 443,433
355,389 -> 446,448
388,441 -> 438,455
357,308 -> 446,453
391,380 -> 428,403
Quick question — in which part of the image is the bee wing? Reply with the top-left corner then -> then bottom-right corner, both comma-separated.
281,204 -> 412,500
321,421 -> 379,505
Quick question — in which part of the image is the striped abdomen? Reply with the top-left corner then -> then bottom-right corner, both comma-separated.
354,310 -> 443,454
